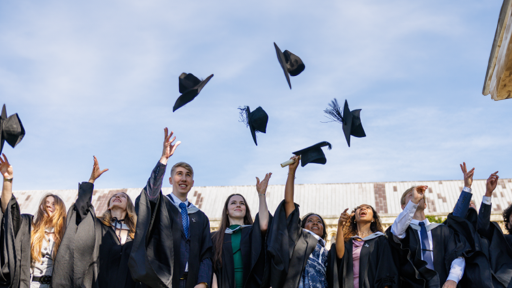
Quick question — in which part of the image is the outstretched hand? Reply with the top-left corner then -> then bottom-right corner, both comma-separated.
0,154 -> 13,180
460,162 -> 475,188
160,127 -> 181,164
485,171 -> 499,197
88,156 -> 109,184
288,155 -> 300,173
412,185 -> 427,204
338,208 -> 352,227
256,173 -> 272,195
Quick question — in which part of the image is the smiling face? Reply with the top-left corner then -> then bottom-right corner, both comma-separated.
169,166 -> 194,196
108,192 -> 128,211
354,204 -> 374,223
304,214 -> 324,238
45,196 -> 56,216
227,195 -> 247,221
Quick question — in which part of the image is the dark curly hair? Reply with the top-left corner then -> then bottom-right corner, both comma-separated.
343,204 -> 384,242
301,213 -> 327,240
503,203 -> 512,234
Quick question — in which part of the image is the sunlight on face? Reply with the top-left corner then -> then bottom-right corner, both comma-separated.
304,215 -> 323,238
227,195 -> 247,220
45,196 -> 56,216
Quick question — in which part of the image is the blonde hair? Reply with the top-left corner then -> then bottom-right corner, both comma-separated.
98,192 -> 137,239
30,194 -> 66,263
171,162 -> 194,177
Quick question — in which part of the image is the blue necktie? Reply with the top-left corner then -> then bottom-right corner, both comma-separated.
419,222 -> 434,270
179,202 -> 190,238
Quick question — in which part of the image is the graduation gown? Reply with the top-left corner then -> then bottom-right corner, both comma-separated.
335,233 -> 398,288
267,200 -> 332,288
52,182 -> 140,288
128,189 -> 213,288
0,196 -> 32,288
211,213 -> 270,288
385,224 -> 466,288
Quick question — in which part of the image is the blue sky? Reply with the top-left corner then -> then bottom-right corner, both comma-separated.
1,0 -> 511,191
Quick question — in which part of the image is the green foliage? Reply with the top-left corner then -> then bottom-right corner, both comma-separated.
425,215 -> 444,223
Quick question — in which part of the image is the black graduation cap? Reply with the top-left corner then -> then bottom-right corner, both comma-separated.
292,141 -> 332,167
274,42 -> 305,89
0,104 -> 25,154
324,99 -> 366,147
173,73 -> 214,112
239,106 -> 268,146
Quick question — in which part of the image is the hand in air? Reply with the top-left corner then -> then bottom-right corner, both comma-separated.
0,154 -> 13,180
338,208 -> 353,227
460,162 -> 475,188
161,128 -> 181,162
412,185 -> 427,204
256,173 -> 272,195
288,155 -> 300,173
485,171 -> 499,197
442,280 -> 457,288
88,156 -> 109,184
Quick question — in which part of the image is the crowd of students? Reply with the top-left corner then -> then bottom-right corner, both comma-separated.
1,128 -> 512,288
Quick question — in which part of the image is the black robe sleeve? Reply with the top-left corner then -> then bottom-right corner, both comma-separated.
128,188 -> 174,288
266,200 -> 317,288
52,182 -> 103,288
0,196 -> 32,288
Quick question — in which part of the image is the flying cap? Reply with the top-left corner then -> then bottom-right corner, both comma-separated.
239,106 -> 269,146
173,73 -> 214,112
274,42 -> 305,89
292,141 -> 332,167
324,99 -> 366,147
0,104 -> 25,154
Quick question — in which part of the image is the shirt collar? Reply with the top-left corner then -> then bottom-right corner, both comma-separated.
169,192 -> 189,206
410,218 -> 430,225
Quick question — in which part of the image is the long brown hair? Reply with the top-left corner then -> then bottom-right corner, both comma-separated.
30,194 -> 66,263
98,192 -> 137,239
212,194 -> 253,270
343,204 -> 384,242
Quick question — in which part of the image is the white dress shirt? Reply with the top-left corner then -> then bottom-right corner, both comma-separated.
391,200 -> 465,283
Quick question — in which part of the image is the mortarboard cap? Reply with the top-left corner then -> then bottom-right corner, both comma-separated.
292,141 -> 332,167
173,73 -> 214,112
239,106 -> 268,146
0,104 -> 25,154
274,42 -> 305,89
324,99 -> 366,147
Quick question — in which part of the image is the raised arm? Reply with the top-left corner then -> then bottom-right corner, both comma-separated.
145,128 -> 181,201
477,171 -> 499,236
390,186 -> 427,239
452,162 -> 475,217
0,154 -> 13,214
256,172 -> 272,233
336,208 -> 351,259
284,155 -> 299,218
75,156 -> 109,222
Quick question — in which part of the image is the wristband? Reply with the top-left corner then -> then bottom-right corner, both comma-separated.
3,178 -> 12,183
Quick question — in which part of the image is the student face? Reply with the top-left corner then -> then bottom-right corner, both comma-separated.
45,196 -> 56,216
304,215 -> 324,238
227,195 -> 246,220
355,204 -> 374,223
109,193 -> 128,211
169,167 -> 194,195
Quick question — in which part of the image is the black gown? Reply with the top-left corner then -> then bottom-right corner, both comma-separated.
211,213 -> 270,288
385,224 -> 466,288
52,182 -> 140,288
335,234 -> 398,288
128,188 -> 213,288
267,200 -> 333,288
0,196 -> 32,288
446,203 -> 512,288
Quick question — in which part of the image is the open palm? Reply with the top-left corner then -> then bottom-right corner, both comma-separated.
0,154 -> 13,179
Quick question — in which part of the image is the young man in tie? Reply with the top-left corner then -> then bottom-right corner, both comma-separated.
387,186 -> 466,288
129,128 -> 212,288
